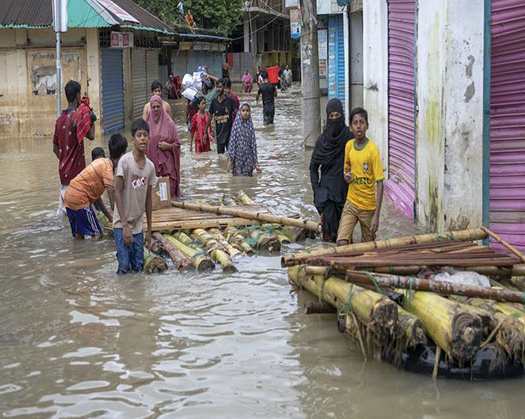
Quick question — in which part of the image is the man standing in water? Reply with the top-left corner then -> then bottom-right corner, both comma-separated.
256,71 -> 277,125
53,80 -> 95,216
205,79 -> 235,154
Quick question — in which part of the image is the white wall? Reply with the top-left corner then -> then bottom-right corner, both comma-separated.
361,0 -> 485,232
442,0 -> 484,230
416,0 -> 484,231
415,0 -> 447,231
362,0 -> 388,171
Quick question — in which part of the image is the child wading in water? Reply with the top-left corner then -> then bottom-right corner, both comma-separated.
228,103 -> 260,176
190,97 -> 211,153
113,119 -> 156,274
336,107 -> 384,245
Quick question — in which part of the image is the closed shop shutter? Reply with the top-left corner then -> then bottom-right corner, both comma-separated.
146,49 -> 160,92
101,48 -> 124,134
132,48 -> 147,120
187,51 -> 203,75
328,15 -> 345,108
172,50 -> 188,77
489,0 -> 525,250
386,0 -> 417,219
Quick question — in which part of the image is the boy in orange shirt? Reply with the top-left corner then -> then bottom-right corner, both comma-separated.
336,108 -> 384,245
63,134 -> 128,239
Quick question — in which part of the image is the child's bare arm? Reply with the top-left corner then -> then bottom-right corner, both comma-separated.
371,180 -> 384,233
145,185 -> 153,247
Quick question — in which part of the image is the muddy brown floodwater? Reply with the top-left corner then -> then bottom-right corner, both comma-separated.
0,86 -> 523,418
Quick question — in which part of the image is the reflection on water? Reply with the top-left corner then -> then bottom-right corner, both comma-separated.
0,87 -> 522,418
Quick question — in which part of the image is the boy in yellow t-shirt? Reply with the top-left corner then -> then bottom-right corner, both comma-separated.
336,108 -> 384,245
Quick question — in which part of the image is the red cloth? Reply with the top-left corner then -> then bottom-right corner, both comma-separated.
53,109 -> 86,185
191,112 -> 211,153
72,97 -> 93,144
146,95 -> 181,198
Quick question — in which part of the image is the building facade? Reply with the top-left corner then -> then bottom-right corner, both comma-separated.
0,0 -> 173,138
359,0 -> 524,249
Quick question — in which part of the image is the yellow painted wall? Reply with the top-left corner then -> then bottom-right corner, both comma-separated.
0,28 -> 101,140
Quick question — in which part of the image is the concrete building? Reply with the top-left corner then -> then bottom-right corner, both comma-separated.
229,0 -> 295,81
0,0 -> 174,138
316,0 -> 363,123
358,0 -> 524,249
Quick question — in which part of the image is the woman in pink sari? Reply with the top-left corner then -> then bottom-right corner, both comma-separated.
241,70 -> 253,93
146,95 -> 181,198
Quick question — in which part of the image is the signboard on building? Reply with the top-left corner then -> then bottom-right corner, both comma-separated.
318,29 -> 328,78
317,0 -> 345,15
290,8 -> 301,40
110,32 -> 134,48
285,0 -> 299,7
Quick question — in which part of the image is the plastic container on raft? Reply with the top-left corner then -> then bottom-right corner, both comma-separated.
267,66 -> 280,85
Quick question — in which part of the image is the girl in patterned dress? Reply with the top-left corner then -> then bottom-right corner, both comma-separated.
227,103 -> 260,176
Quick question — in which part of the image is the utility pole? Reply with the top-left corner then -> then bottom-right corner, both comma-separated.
52,0 -> 68,116
300,0 -> 321,148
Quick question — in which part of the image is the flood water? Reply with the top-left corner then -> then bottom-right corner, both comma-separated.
0,87 -> 523,418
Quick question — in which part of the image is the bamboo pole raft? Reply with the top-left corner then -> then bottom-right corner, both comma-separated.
287,229 -> 525,379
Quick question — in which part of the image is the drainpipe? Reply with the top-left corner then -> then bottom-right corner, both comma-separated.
343,6 -> 350,125
482,0 -> 491,229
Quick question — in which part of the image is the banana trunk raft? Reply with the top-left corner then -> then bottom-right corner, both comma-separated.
286,228 -> 525,380
133,192 -> 319,274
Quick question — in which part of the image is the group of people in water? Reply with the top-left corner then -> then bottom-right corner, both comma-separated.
52,67 -> 283,274
52,68 -> 383,274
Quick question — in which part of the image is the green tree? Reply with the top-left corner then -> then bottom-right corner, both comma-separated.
134,0 -> 244,35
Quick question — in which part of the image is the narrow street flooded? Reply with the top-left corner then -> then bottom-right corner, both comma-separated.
0,87 -> 523,418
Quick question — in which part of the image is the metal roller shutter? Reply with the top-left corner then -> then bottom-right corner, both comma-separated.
489,0 -> 525,250
328,15 -> 345,108
132,48 -> 147,120
172,51 -> 188,78
146,49 -> 160,93
386,0 -> 417,219
101,48 -> 124,134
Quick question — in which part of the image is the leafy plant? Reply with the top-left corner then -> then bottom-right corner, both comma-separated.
134,0 -> 244,35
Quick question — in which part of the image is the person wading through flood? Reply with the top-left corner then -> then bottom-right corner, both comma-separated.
146,95 -> 181,198
53,80 -> 96,216
143,80 -> 173,121
227,103 -> 261,176
205,79 -> 235,155
309,99 -> 354,242
336,107 -> 384,245
190,97 -> 211,153
256,71 -> 277,125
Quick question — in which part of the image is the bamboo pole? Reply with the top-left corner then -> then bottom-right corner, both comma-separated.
153,233 -> 192,271
172,200 -> 320,232
482,227 -> 525,263
144,248 -> 168,274
242,228 -> 281,252
345,271 -> 525,305
165,235 -> 214,272
192,229 -> 237,273
282,228 -> 488,267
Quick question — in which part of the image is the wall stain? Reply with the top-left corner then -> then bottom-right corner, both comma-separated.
426,178 -> 439,232
464,81 -> 475,102
465,55 -> 475,77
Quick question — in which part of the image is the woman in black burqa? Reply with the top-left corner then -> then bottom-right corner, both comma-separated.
309,99 -> 353,242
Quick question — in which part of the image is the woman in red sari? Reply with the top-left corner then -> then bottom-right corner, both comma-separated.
146,95 -> 181,198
